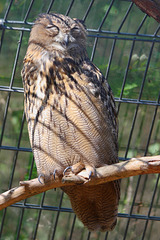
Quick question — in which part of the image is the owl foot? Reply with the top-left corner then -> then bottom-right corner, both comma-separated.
38,173 -> 45,184
63,163 -> 96,181
63,162 -> 85,176
78,165 -> 96,180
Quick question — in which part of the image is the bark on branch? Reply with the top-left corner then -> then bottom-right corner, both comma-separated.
132,0 -> 160,23
0,155 -> 160,211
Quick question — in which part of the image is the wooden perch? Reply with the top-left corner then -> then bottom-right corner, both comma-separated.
132,0 -> 160,23
0,155 -> 160,211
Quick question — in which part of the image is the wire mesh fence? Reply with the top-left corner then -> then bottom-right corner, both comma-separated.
0,0 -> 160,239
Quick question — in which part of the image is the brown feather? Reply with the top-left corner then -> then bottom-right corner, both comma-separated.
22,13 -> 120,231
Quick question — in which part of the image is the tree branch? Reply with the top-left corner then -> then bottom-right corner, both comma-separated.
0,155 -> 160,211
132,0 -> 160,23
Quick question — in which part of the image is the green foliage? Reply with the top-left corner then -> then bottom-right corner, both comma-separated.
148,143 -> 160,155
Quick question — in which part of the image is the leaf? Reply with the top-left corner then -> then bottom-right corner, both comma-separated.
148,143 -> 160,155
124,83 -> 138,91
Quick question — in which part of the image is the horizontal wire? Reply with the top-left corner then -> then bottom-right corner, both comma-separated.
0,20 -> 160,42
0,145 -> 131,161
9,203 -> 160,221
0,145 -> 32,152
0,86 -> 159,106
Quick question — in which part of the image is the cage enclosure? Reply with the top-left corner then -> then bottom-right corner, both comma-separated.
0,0 -> 160,239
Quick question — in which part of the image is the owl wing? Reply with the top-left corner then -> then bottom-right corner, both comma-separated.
77,60 -> 120,199
22,53 -> 119,178
81,60 -> 118,153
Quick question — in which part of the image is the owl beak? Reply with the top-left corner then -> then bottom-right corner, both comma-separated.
63,34 -> 69,47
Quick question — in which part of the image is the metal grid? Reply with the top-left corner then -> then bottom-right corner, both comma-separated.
0,0 -> 160,239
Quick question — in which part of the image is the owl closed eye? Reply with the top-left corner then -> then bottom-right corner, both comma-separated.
45,24 -> 59,35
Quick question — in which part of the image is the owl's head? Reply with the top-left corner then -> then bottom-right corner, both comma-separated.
29,13 -> 87,54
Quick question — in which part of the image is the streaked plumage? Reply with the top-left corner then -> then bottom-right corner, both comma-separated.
21,13 -> 120,231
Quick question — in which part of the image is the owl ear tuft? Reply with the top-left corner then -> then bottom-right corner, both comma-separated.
35,13 -> 46,23
73,18 -> 87,30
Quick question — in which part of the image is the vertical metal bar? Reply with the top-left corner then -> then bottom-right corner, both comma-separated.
82,0 -> 95,22
117,39 -> 136,114
0,0 -> 14,53
11,111 -> 26,239
138,42 -> 155,101
0,31 -> 24,145
0,93 -> 11,145
68,215 -> 76,240
136,15 -> 147,34
65,0 -> 75,16
0,209 -> 7,238
117,2 -> 134,33
0,31 -> 24,238
32,192 -> 46,239
140,93 -> 160,239
90,36 -> 99,62
154,25 -> 160,36
141,175 -> 160,240
28,156 -> 35,180
123,40 -> 156,239
15,155 -> 35,238
51,191 -> 64,240
23,0 -> 36,22
46,0 -> 56,13
98,0 -> 115,31
8,112 -> 25,189
123,175 -> 142,240
124,41 -> 155,157
148,185 -> 160,239
105,38 -> 117,80
144,93 -> 160,155
104,231 -> 109,240
87,231 -> 91,240
16,209 -> 25,240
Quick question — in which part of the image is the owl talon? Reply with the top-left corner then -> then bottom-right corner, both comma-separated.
53,169 -> 57,180
88,171 -> 93,180
63,166 -> 73,176
38,174 -> 45,184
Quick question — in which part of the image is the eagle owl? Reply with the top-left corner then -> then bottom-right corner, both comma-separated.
21,13 -> 120,232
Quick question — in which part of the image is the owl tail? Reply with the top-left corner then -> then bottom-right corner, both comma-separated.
62,181 -> 119,232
